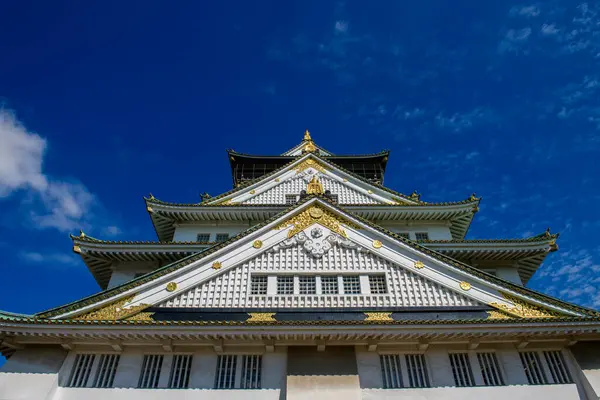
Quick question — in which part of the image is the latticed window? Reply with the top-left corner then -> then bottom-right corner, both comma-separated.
214,355 -> 237,389
405,354 -> 430,388
321,276 -> 339,294
240,355 -> 262,389
138,354 -> 164,388
92,354 -> 120,388
67,354 -> 96,387
369,275 -> 387,294
285,194 -> 297,205
343,276 -> 361,294
250,276 -> 268,295
415,232 -> 429,241
277,276 -> 294,295
380,354 -> 403,388
215,233 -> 229,242
397,232 -> 410,239
543,351 -> 572,384
519,351 -> 548,385
168,355 -> 192,389
196,233 -> 210,242
299,276 -> 316,294
477,352 -> 504,386
449,353 -> 475,387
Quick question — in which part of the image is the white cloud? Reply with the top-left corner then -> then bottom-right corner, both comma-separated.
103,225 -> 123,236
335,20 -> 349,34
510,5 -> 541,17
0,109 -> 99,233
19,251 -> 80,267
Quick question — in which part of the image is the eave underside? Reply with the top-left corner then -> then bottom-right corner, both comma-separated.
147,204 -> 477,242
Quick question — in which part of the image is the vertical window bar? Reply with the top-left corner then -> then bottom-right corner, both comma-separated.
543,351 -> 572,384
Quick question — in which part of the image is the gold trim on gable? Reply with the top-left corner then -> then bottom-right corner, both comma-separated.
73,295 -> 151,321
489,293 -> 564,319
274,205 -> 360,238
247,313 -> 276,322
364,312 -> 393,321
294,159 -> 326,174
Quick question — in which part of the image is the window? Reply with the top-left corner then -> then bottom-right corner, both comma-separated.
343,276 -> 361,294
285,194 -> 297,205
415,232 -> 429,241
369,275 -> 387,294
449,353 -> 475,387
196,233 -> 210,242
397,232 -> 410,239
543,351 -> 572,384
405,354 -> 430,388
299,276 -> 316,294
92,354 -> 120,388
477,352 -> 504,386
250,276 -> 268,295
67,354 -> 96,387
240,355 -> 262,389
168,354 -> 192,389
380,354 -> 403,388
277,276 -> 294,295
215,233 -> 229,242
321,276 -> 339,294
214,355 -> 237,389
138,355 -> 164,388
519,352 -> 548,385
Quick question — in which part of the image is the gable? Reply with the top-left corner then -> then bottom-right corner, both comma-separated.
210,154 -> 413,206
48,199 -> 592,321
158,234 -> 483,309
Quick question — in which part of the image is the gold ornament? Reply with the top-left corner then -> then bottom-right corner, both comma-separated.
295,159 -> 326,174
247,312 -> 276,322
72,245 -> 81,254
343,178 -> 348,182
459,281 -> 472,291
368,190 -> 373,194
146,206 -> 153,213
486,310 -> 514,320
125,312 -> 155,321
304,141 -> 316,152
212,261 -> 222,270
275,178 -> 280,182
489,293 -> 563,319
306,176 -> 324,195
303,129 -> 312,141
364,312 -> 393,321
372,240 -> 383,249
275,205 -> 359,238
249,190 -> 256,194
253,240 -> 263,249
74,295 -> 150,321
414,260 -> 424,269
166,282 -> 177,292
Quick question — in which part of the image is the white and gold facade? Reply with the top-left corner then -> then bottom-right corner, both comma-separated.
1,132 -> 599,400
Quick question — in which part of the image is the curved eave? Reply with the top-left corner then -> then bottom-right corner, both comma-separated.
145,201 -> 479,241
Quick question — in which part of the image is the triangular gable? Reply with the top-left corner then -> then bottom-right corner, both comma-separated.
206,153 -> 415,206
42,198 -> 596,322
158,236 -> 484,309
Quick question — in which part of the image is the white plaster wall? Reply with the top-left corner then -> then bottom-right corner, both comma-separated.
376,223 -> 453,240
361,384 -> 580,400
173,224 -> 252,242
108,270 -> 137,288
54,388 -> 281,400
495,267 -> 523,285
0,347 -> 67,400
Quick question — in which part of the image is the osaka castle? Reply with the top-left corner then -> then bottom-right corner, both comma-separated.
2,132 -> 600,400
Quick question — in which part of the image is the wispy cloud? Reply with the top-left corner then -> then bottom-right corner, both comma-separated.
0,109 -> 119,234
19,250 -> 80,267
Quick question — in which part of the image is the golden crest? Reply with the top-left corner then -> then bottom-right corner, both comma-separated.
489,293 -> 563,319
372,240 -> 383,249
274,205 -> 359,238
74,295 -> 150,321
249,190 -> 256,194
367,190 -> 373,194
306,176 -> 325,195
166,282 -> 178,292
295,159 -> 326,174
212,261 -> 222,270
364,312 -> 393,321
247,312 -> 276,322
459,281 -> 472,291
253,240 -> 263,249
414,260 -> 424,269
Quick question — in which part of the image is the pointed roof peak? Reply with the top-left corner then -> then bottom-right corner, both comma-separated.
303,129 -> 312,141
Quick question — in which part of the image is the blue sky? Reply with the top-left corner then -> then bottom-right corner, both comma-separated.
1,1 -> 599,319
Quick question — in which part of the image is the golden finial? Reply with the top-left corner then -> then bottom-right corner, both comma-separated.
306,176 -> 324,195
149,193 -> 155,200
79,230 -> 86,238
304,129 -> 312,141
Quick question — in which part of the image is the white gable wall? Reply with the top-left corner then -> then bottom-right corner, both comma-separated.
173,223 -> 254,242
159,241 -> 482,309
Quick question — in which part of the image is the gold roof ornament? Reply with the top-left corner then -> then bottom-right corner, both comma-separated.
303,129 -> 312,141
79,230 -> 86,238
275,204 -> 359,238
306,176 -> 325,195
